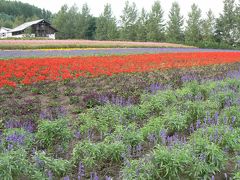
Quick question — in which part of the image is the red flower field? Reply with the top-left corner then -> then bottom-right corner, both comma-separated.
0,52 -> 240,88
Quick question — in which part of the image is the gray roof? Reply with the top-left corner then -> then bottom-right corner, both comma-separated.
0,27 -> 12,32
10,19 -> 44,33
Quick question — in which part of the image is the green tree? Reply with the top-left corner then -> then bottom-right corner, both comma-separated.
166,2 -> 184,43
52,4 -> 69,39
216,0 -> 238,45
185,3 -> 202,44
136,8 -> 148,41
95,4 -> 118,40
234,0 -> 240,44
202,10 -> 216,43
0,0 -> 51,20
120,1 -> 138,41
77,3 -> 96,39
146,0 -> 165,42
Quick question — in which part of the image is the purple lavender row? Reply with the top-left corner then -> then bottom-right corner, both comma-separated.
1,48 -> 240,58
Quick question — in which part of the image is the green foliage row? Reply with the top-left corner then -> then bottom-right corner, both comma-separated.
1,77 -> 240,179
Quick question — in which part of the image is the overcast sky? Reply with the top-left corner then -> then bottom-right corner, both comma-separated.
17,0 -> 224,19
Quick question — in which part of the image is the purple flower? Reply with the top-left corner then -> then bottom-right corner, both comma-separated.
196,119 -> 201,129
127,146 -> 132,157
199,153 -> 206,161
218,135 -> 223,144
224,173 -> 228,179
48,170 -> 53,180
181,74 -> 197,83
136,144 -> 142,155
147,83 -> 165,94
75,131 -> 81,139
105,176 -> 111,180
209,134 -> 213,142
5,131 -> 26,147
63,176 -> 70,180
189,124 -> 195,133
213,129 -> 219,143
150,133 -> 157,143
223,116 -> 228,125
78,162 -> 85,179
34,156 -> 44,168
232,116 -> 236,124
94,173 -> 99,180
214,112 -> 219,122
204,118 -> 207,125
159,130 -> 167,145
7,144 -> 13,150
4,119 -> 36,132
90,172 -> 94,180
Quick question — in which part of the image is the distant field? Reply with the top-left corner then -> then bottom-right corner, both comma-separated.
0,39 -> 194,50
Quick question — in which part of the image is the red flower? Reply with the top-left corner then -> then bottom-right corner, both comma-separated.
0,52 -> 239,88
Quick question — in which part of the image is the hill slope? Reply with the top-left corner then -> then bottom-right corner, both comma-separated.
0,0 -> 52,28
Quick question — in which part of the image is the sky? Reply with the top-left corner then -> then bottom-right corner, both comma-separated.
17,0 -> 224,20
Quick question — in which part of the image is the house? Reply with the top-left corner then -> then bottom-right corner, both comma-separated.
0,27 -> 12,38
1,19 -> 58,39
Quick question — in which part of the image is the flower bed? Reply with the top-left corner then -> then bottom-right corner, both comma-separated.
0,52 -> 240,88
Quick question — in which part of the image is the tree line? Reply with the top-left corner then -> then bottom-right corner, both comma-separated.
0,0 -> 239,48
0,0 -> 52,28
52,0 -> 240,48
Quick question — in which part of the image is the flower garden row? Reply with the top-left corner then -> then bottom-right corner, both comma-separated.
1,52 -> 240,88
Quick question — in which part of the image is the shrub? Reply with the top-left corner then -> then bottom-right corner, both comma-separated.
0,149 -> 44,179
72,141 -> 125,169
188,136 -> 227,178
152,146 -> 193,179
33,151 -> 71,177
35,118 -> 73,152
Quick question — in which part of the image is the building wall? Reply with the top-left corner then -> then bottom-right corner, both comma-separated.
8,33 -> 56,39
0,29 -> 9,38
32,22 -> 56,37
48,34 -> 55,39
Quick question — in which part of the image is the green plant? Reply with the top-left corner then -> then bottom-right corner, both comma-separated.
64,87 -> 74,96
188,136 -> 227,178
2,128 -> 33,151
163,109 -> 189,132
152,146 -> 193,179
35,118 -> 73,152
140,116 -> 165,140
72,141 -> 125,169
34,151 -> 71,177
233,172 -> 240,180
181,100 -> 220,123
220,106 -> 240,127
109,123 -> 144,146
140,90 -> 177,116
0,149 -> 44,180
192,125 -> 240,152
121,157 -> 155,180
69,96 -> 80,104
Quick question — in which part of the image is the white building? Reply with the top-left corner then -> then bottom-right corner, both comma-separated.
0,27 -> 12,38
0,19 -> 58,39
